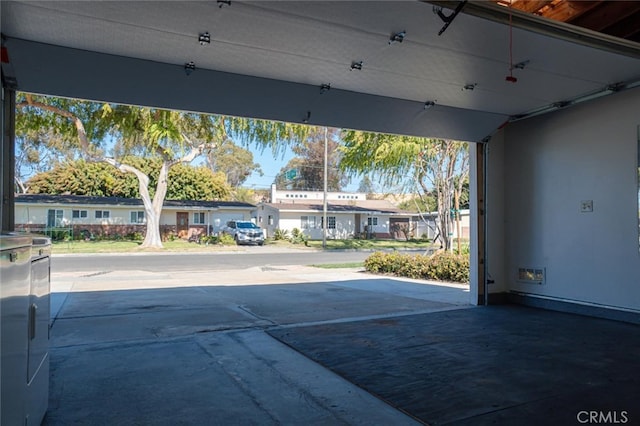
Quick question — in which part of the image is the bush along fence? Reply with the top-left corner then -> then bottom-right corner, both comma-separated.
364,251 -> 470,283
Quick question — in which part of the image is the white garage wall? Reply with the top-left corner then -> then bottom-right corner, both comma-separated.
502,88 -> 640,311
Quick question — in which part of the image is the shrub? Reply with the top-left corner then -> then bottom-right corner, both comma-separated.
273,228 -> 289,241
289,228 -> 308,245
424,252 -> 470,283
218,233 -> 236,245
364,251 -> 469,283
454,243 -> 470,255
363,251 -> 388,273
200,235 -> 219,245
126,231 -> 144,241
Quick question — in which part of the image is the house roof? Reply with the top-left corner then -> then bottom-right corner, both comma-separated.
263,199 -> 413,215
15,194 -> 256,210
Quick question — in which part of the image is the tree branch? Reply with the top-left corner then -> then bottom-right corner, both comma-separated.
17,95 -> 95,158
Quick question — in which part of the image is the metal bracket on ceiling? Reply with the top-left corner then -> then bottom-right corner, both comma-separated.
433,1 -> 467,36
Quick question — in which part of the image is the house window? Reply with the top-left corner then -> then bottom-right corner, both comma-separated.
367,217 -> 378,226
268,215 -> 274,225
258,216 -> 262,223
193,212 -> 206,224
47,209 -> 64,227
130,211 -> 145,224
327,216 -> 336,229
95,210 -> 110,219
301,215 -> 316,229
72,210 -> 88,219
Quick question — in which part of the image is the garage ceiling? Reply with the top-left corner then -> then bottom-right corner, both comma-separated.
2,1 -> 640,141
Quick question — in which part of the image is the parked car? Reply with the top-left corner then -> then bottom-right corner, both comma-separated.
222,220 -> 265,246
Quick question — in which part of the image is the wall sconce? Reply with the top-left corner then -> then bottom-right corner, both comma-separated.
185,61 -> 196,75
320,83 -> 331,94
424,100 -> 436,109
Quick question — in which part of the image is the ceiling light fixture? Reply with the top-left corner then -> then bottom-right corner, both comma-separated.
350,61 -> 363,71
184,61 -> 196,75
389,31 -> 406,45
198,32 -> 211,45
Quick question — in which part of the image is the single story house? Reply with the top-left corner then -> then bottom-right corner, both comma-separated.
257,185 -> 468,241
14,194 -> 256,240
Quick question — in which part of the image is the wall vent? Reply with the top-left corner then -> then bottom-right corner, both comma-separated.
517,267 -> 545,285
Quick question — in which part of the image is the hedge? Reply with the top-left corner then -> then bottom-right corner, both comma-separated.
364,251 -> 469,283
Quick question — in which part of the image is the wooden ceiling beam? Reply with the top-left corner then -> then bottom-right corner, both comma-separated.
569,1 -> 640,32
509,0 -> 554,14
540,1 -> 603,23
598,10 -> 640,40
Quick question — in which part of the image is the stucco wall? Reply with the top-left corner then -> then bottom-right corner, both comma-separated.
502,88 -> 640,311
278,212 -> 356,240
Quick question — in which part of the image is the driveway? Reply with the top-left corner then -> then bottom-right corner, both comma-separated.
46,261 -> 470,425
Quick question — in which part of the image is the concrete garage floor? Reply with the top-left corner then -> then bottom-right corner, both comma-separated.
45,266 -> 640,425
46,265 -> 468,425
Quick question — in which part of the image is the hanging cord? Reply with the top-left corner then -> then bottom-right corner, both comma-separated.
506,4 -> 517,83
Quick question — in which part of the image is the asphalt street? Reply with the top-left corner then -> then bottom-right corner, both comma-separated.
51,248 -> 377,272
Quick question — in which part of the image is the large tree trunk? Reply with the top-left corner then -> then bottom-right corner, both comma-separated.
102,159 -> 164,248
141,208 -> 163,248
140,161 -> 171,248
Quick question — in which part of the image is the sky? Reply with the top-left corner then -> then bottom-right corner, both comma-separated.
241,145 -> 294,190
241,144 -> 362,192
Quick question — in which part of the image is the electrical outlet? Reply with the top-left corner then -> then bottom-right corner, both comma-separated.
580,200 -> 593,213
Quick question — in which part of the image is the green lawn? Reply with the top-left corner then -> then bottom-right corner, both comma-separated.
51,237 -> 437,254
305,239 -> 435,250
51,239 -> 243,254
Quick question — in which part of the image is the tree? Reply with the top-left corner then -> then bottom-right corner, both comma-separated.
340,132 -> 469,251
398,193 -> 437,213
206,139 -> 262,187
357,175 -> 376,195
274,127 -> 348,191
27,159 -> 231,200
27,160 -> 138,197
17,93 -> 307,248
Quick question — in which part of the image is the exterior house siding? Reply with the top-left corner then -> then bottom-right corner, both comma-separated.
14,195 -> 256,241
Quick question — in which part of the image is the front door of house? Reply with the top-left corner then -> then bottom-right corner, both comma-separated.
177,212 -> 188,235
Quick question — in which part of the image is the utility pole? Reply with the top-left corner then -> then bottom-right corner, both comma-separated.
322,127 -> 328,249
